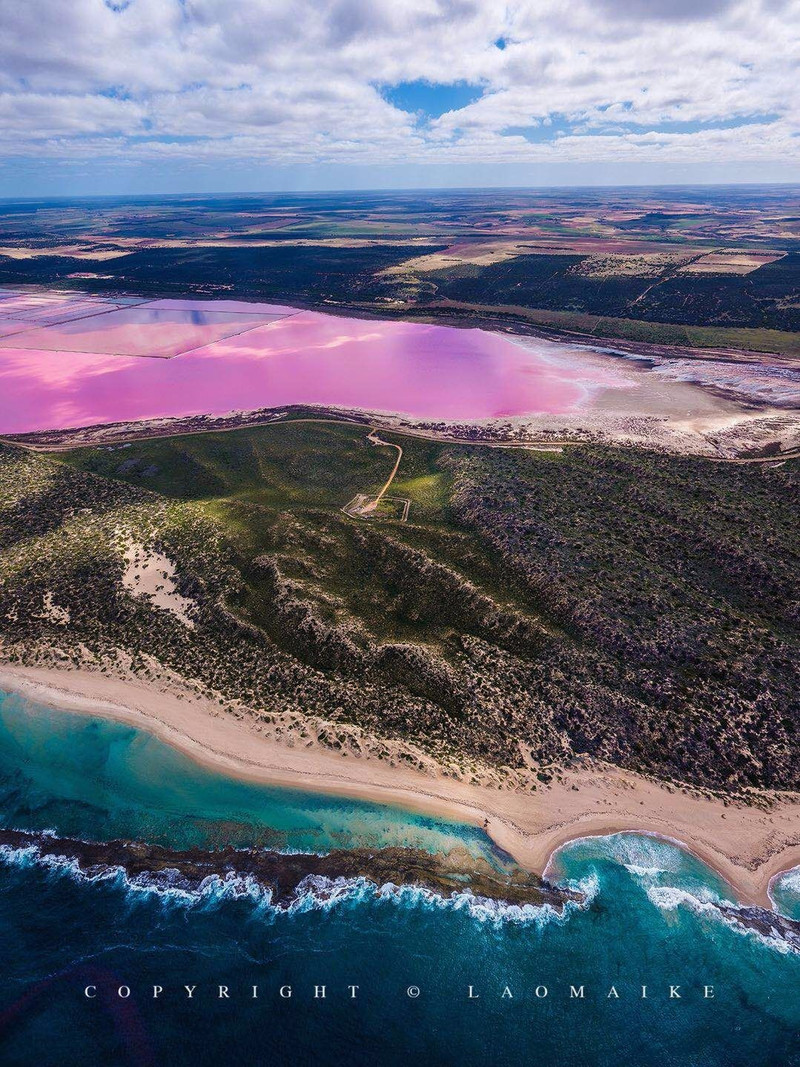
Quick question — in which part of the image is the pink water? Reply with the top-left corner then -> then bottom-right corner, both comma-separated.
0,292 -> 630,435
0,304 -> 291,358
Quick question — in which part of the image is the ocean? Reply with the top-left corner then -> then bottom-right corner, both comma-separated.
1,688 -> 799,1067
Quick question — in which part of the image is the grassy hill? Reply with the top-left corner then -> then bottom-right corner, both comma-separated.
1,420 -> 797,792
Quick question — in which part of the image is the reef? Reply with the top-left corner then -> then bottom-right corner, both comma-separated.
716,902 -> 800,951
0,827 -> 575,910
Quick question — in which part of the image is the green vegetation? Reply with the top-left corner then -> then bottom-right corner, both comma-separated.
1,421 -> 798,792
75,422 -> 391,514
421,302 -> 800,357
423,252 -> 800,335
54,423 -> 520,649
2,188 -> 799,353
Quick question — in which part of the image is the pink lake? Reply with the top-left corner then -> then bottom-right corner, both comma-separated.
0,293 -> 631,435
0,307 -> 292,359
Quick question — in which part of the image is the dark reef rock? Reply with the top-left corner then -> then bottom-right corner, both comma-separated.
716,902 -> 800,951
0,827 -> 574,910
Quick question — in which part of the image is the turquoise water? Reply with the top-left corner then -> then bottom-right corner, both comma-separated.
771,867 -> 800,920
0,690 -> 492,859
1,689 -> 800,1066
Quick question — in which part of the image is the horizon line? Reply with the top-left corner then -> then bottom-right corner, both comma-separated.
2,179 -> 800,204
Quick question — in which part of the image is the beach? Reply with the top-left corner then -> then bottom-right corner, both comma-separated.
1,662 -> 798,908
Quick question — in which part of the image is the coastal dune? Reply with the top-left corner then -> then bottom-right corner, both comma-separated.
1,663 -> 799,910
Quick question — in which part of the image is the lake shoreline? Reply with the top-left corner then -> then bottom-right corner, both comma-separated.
2,662 -> 800,909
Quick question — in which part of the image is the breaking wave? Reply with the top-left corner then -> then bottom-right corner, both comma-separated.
775,867 -> 800,894
646,884 -> 798,956
0,840 -> 594,929
770,864 -> 800,917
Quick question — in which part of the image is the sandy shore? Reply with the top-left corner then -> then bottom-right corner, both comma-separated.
2,663 -> 800,909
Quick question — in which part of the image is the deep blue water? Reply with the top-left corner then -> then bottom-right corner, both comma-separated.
1,689 -> 799,1067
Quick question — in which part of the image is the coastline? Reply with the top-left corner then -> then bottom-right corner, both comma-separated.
2,662 -> 800,909
5,399 -> 796,462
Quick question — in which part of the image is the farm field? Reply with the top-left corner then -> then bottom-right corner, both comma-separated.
1,187 -> 799,356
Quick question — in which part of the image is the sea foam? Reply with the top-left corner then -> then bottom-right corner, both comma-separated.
646,884 -> 799,956
0,841 -> 591,929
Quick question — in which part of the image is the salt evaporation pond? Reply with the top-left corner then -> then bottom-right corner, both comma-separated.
0,288 -> 633,434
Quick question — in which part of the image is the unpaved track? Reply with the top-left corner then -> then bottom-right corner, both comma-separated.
2,414 -> 797,466
366,429 -> 404,503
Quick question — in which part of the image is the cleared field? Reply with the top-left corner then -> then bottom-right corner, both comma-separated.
66,421 -> 394,516
3,188 -> 800,350
679,251 -> 786,274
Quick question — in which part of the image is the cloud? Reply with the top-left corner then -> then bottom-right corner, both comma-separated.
593,0 -> 737,21
0,0 -> 796,178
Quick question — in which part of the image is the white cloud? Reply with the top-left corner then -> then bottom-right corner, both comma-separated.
0,0 -> 796,171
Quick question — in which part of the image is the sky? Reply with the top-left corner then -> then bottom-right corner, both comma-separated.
0,0 -> 798,196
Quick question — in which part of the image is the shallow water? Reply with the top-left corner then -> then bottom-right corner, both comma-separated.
0,290 -> 630,433
4,306 -> 290,358
0,691 -> 491,859
770,866 -> 800,920
1,689 -> 799,1066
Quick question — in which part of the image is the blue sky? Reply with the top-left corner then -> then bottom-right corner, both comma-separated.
0,0 -> 797,196
381,81 -> 486,121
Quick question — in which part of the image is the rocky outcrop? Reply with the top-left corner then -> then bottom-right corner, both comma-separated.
0,827 -> 574,911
